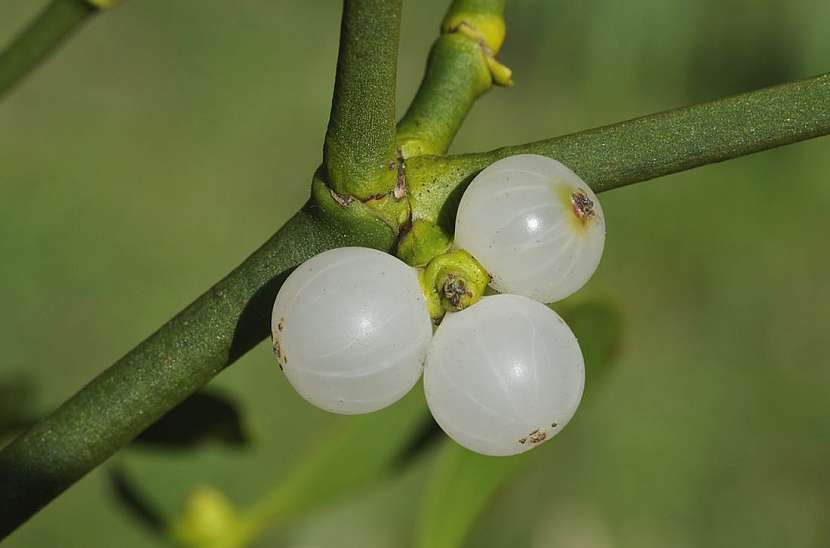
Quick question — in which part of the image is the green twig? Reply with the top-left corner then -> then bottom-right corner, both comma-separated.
0,204 -> 394,539
396,0 -> 508,158
323,0 -> 402,199
407,73 -> 830,225
1,72 -> 829,539
0,0 -> 101,100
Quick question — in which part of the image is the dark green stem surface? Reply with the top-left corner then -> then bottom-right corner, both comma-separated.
408,73 -> 830,224
323,0 -> 402,199
1,72 -> 829,539
0,0 -> 96,100
0,204 -> 394,539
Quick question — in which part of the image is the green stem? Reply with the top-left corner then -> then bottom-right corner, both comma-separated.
1,73 -> 829,539
323,0 -> 402,199
407,72 -> 830,225
0,0 -> 98,100
0,203 -> 395,540
396,0 -> 507,158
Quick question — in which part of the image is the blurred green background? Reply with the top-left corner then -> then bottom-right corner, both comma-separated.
1,0 -> 829,546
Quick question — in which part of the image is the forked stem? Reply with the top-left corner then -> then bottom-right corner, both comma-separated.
1,2 -> 829,539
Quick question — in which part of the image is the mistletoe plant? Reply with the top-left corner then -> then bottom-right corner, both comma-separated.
1,0 -> 829,545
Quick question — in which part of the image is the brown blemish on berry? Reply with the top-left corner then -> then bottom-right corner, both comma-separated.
551,422 -> 558,428
271,335 -> 285,372
277,318 -> 284,332
528,429 -> 547,444
570,191 -> 595,224
520,428 -> 549,445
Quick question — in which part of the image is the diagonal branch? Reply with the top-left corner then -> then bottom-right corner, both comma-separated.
0,0 -> 116,100
396,0 -> 509,159
406,73 -> 830,225
323,0 -> 402,200
0,205 -> 395,539
1,72 -> 829,539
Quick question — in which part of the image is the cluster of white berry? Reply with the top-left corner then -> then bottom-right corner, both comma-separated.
271,154 -> 605,456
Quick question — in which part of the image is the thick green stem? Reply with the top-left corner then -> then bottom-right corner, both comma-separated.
407,73 -> 830,225
0,0 -> 100,100
1,72 -> 829,538
0,203 -> 395,539
323,0 -> 402,199
396,0 -> 507,158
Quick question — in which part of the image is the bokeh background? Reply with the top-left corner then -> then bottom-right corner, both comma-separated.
1,1 -> 829,547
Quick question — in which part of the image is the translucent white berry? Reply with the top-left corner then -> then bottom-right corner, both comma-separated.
454,154 -> 605,303
271,247 -> 432,414
424,294 -> 584,456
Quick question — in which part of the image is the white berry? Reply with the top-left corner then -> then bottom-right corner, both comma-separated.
271,247 -> 432,414
454,154 -> 605,303
424,294 -> 584,456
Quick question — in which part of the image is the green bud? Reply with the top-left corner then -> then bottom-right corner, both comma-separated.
419,249 -> 490,321
171,486 -> 237,548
